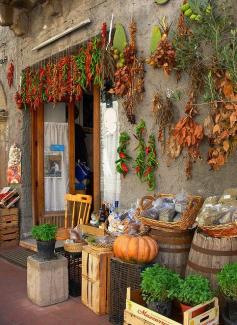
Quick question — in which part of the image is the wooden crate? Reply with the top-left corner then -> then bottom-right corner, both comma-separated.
0,208 -> 18,229
0,226 -> 19,247
124,288 -> 219,325
78,224 -> 105,236
81,245 -> 113,315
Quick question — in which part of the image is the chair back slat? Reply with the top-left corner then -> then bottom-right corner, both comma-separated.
64,193 -> 92,228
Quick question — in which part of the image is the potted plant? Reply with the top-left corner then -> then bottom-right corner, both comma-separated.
141,264 -> 181,317
170,275 -> 214,315
32,224 -> 57,260
217,262 -> 237,324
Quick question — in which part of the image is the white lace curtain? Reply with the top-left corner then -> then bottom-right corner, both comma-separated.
44,122 -> 69,211
100,101 -> 121,203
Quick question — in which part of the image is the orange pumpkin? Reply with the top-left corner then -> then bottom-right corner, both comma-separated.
113,235 -> 159,264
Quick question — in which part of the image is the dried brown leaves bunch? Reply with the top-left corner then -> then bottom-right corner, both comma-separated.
169,93 -> 204,178
113,19 -> 145,124
147,18 -> 176,75
152,92 -> 174,147
207,74 -> 237,170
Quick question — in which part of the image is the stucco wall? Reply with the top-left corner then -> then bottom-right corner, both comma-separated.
0,0 -> 236,235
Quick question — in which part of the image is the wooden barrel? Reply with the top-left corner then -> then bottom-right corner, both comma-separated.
150,227 -> 194,276
186,230 -> 237,289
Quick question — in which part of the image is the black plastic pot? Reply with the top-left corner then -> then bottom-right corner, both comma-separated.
37,240 -> 56,260
222,300 -> 237,324
148,300 -> 172,317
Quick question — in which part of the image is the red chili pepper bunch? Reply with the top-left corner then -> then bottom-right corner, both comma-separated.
133,120 -> 158,191
15,37 -> 102,110
7,62 -> 14,88
115,132 -> 132,177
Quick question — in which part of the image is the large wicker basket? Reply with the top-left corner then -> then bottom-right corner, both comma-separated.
104,219 -> 150,237
198,222 -> 237,238
136,193 -> 203,230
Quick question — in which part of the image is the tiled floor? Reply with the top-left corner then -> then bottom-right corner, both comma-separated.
0,257 -> 110,325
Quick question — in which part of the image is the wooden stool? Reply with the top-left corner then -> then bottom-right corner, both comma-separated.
27,255 -> 68,306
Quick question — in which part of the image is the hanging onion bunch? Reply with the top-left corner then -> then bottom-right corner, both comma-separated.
146,17 -> 176,75
113,19 -> 145,124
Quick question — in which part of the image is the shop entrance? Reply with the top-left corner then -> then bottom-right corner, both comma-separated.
31,86 -> 100,226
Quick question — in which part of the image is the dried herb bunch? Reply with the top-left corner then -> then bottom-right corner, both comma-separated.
170,93 -> 204,179
207,73 -> 237,170
147,17 -> 176,75
167,0 -> 237,176
113,19 -> 145,124
100,23 -> 115,87
152,92 -> 174,148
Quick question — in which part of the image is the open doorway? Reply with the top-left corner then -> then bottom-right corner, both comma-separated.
31,86 -> 100,226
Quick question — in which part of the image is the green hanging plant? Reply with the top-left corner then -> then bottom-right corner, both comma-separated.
144,134 -> 158,191
115,132 -> 132,177
150,25 -> 162,54
133,119 -> 147,180
113,23 -> 127,53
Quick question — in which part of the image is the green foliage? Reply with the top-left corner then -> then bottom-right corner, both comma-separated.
172,32 -> 200,74
150,26 -> 162,54
219,29 -> 237,84
31,224 -> 57,241
203,71 -> 220,103
170,275 -> 214,307
141,264 -> 181,303
217,262 -> 237,300
133,119 -> 147,180
113,23 -> 127,53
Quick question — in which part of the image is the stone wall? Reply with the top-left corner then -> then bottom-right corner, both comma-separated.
0,0 -> 236,235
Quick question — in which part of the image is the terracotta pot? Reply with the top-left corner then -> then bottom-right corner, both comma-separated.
180,302 -> 206,318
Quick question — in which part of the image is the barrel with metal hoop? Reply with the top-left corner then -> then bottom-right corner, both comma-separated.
186,230 -> 237,289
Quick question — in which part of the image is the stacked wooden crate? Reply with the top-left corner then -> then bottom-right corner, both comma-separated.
81,245 -> 113,315
0,208 -> 19,247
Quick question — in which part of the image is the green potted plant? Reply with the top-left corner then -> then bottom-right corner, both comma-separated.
170,275 -> 214,315
32,224 -> 57,260
217,262 -> 237,325
141,264 -> 181,317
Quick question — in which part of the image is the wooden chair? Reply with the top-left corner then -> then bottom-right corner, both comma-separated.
56,193 -> 92,240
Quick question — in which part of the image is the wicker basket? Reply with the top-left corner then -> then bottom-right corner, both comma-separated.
198,222 -> 237,238
85,240 -> 113,253
64,241 -> 85,253
104,219 -> 150,237
136,193 -> 203,231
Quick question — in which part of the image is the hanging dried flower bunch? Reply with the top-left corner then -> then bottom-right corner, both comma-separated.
146,17 -> 176,75
207,73 -> 237,170
152,91 -> 174,148
113,19 -> 145,124
100,23 -> 115,87
169,93 -> 204,178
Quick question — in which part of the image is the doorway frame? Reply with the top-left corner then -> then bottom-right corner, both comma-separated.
31,85 -> 101,225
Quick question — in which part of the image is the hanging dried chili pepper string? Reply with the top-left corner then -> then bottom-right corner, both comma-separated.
144,134 -> 158,191
133,119 -> 146,180
115,132 -> 132,177
7,62 -> 14,88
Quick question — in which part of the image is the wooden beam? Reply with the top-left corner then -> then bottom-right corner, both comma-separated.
31,108 -> 37,225
68,102 -> 75,194
93,85 -> 101,211
36,104 -> 44,221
